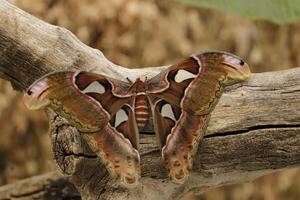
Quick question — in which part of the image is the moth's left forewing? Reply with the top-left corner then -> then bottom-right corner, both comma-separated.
182,52 -> 251,115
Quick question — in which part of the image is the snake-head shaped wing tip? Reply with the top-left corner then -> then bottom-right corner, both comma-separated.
196,51 -> 251,83
23,78 -> 50,110
221,52 -> 251,81
221,54 -> 251,81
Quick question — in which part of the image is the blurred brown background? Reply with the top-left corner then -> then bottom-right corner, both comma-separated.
0,0 -> 299,199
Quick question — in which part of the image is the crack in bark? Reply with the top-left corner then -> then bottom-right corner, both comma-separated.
63,152 -> 98,159
205,124 -> 300,138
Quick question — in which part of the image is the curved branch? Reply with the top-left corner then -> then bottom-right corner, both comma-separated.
0,1 -> 299,200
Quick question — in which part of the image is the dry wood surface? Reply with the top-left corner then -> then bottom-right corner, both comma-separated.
0,1 -> 299,199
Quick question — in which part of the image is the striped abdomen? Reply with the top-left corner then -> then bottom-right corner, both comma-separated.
135,95 -> 150,129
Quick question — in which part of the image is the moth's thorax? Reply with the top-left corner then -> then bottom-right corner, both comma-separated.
129,78 -> 148,94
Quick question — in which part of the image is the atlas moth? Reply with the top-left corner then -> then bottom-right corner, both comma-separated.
23,51 -> 251,188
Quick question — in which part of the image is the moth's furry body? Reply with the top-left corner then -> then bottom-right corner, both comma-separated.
134,94 -> 150,129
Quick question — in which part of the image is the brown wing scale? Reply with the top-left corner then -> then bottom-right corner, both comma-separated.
23,71 -> 141,187
147,51 -> 251,183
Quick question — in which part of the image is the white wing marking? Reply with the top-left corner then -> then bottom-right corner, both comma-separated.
115,109 -> 128,127
82,81 -> 105,94
174,69 -> 197,83
161,103 -> 176,122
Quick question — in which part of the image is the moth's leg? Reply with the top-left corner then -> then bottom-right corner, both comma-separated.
162,114 -> 209,184
82,125 -> 140,188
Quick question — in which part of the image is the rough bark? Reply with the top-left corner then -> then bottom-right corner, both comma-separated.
0,172 -> 80,200
0,1 -> 299,200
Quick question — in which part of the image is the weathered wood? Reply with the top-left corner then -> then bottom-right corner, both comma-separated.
0,171 -> 79,200
0,0 -> 299,200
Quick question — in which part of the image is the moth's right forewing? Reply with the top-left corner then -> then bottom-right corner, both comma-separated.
23,71 -> 111,132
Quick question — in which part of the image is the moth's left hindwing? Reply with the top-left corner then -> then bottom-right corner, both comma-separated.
147,51 -> 250,183
24,71 -> 141,187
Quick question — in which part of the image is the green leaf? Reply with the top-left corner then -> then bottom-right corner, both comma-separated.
173,0 -> 300,23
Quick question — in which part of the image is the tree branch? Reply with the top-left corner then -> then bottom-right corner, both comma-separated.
0,172 -> 79,199
0,1 -> 299,200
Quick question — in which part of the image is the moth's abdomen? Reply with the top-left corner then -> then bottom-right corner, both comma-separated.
135,94 -> 150,129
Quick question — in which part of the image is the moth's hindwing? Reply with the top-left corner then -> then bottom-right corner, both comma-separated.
148,51 -> 250,183
84,103 -> 140,187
